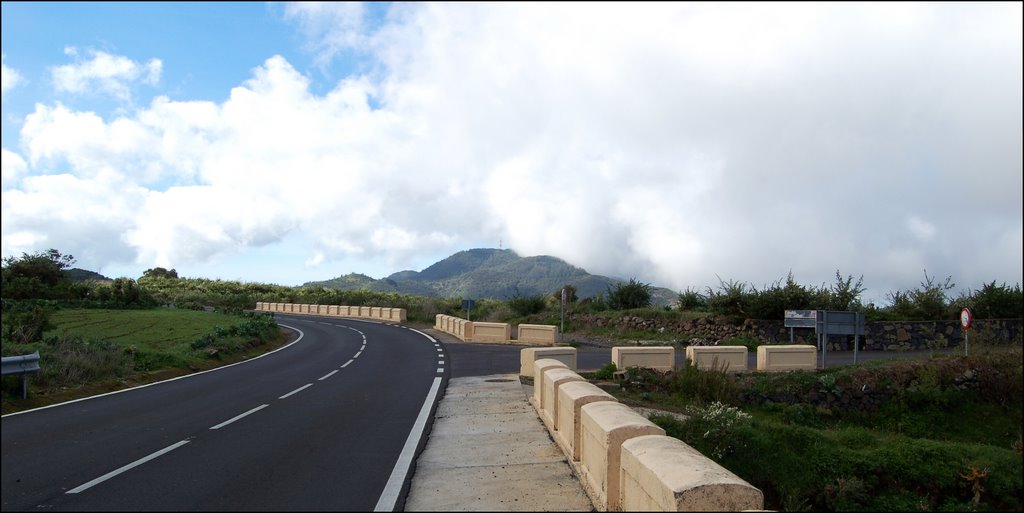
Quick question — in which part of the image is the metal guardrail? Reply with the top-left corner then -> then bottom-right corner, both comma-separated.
2,351 -> 41,399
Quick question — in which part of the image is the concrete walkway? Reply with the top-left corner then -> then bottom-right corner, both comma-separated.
404,374 -> 593,512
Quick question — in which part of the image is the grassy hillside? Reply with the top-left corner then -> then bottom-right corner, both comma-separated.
1,308 -> 287,414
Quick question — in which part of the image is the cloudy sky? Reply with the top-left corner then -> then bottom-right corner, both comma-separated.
2,2 -> 1021,305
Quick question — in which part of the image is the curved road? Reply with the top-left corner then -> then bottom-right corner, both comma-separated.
1,314 -> 446,511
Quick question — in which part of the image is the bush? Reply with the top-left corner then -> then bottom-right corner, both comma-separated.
593,362 -> 617,380
1,301 -> 55,344
607,278 -> 652,310
508,288 -> 548,316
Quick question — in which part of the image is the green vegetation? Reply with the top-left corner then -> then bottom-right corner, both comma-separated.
1,308 -> 284,413
604,349 -> 1023,511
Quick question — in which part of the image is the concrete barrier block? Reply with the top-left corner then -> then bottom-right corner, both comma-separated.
533,358 -> 569,408
319,305 -> 330,315
685,346 -> 747,373
620,435 -> 763,512
579,402 -> 665,511
392,308 -> 407,322
435,314 -> 443,330
471,322 -> 511,343
612,347 -> 676,372
520,347 -> 578,378
518,324 -> 558,345
370,307 -> 382,319
541,368 -> 585,430
757,345 -> 817,371
556,381 -> 616,461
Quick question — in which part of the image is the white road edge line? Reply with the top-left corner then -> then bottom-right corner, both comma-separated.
353,351 -> 363,358
210,404 -> 270,429
318,370 -> 339,381
66,439 -> 191,494
278,384 -> 313,400
373,376 -> 443,512
341,359 -> 354,368
3,325 -> 306,418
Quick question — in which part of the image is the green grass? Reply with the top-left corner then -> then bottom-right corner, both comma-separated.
1,308 -> 287,414
44,308 -> 236,348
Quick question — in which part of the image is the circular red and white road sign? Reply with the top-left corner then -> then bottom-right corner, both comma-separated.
960,307 -> 973,330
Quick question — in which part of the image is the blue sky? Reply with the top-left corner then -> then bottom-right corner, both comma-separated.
2,2 -> 1021,304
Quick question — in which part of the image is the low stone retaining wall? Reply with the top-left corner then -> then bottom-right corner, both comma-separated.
684,346 -> 747,372
524,348 -> 764,511
612,347 -> 675,372
256,302 -> 406,322
569,314 -> 1022,351
521,347 -> 578,378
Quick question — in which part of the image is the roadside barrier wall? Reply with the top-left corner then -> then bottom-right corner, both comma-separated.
541,367 -> 585,431
620,435 -> 763,511
611,347 -> 675,372
522,347 -> 763,511
556,381 -> 616,461
254,303 -> 407,323
580,401 -> 666,511
532,358 -> 569,408
433,315 -> 556,345
518,324 -> 558,345
472,322 -> 512,343
520,347 -> 578,378
684,346 -> 747,373
756,344 -> 817,371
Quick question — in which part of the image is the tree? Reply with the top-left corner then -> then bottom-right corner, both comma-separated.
142,267 -> 179,280
607,278 -> 652,310
553,284 -> 578,304
1,249 -> 76,299
828,271 -> 865,311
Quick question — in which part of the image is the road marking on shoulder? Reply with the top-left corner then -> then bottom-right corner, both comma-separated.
374,376 -> 443,512
66,439 -> 192,494
437,368 -> 444,373
278,384 -> 313,400
318,370 -> 339,381
341,359 -> 354,368
210,404 -> 270,429
353,351 -> 362,358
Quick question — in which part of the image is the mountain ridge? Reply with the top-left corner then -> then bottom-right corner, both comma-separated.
304,248 -> 676,306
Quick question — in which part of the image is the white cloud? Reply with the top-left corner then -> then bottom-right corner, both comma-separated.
51,48 -> 162,100
1,148 -> 28,189
2,3 -> 1021,298
907,216 -> 937,242
1,53 -> 23,97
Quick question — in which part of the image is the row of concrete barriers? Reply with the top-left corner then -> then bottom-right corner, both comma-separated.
609,345 -> 819,373
521,347 -> 764,511
434,314 -> 559,345
255,302 -> 407,322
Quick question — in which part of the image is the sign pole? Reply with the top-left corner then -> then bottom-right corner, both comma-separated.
560,287 -> 566,343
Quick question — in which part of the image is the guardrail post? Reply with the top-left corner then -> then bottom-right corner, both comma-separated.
2,351 -> 41,400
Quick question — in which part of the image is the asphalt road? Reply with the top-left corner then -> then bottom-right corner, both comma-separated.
1,315 -> 447,512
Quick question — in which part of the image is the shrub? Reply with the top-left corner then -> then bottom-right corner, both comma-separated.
508,288 -> 548,316
607,278 -> 652,310
593,362 -> 617,380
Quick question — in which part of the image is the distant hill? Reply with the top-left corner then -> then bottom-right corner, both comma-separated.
65,268 -> 113,282
304,248 -> 677,307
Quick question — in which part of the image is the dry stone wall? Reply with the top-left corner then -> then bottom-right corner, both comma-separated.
568,313 -> 1022,351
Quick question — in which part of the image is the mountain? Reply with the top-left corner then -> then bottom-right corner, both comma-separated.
65,268 -> 113,282
304,248 -> 678,306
